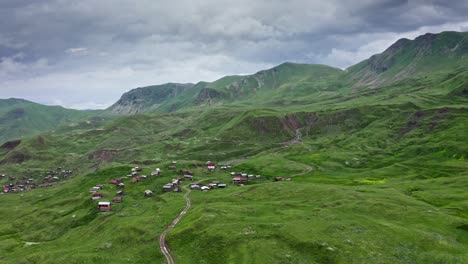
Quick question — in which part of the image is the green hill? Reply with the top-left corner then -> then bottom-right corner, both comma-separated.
0,98 -> 104,143
0,31 -> 467,264
107,63 -> 344,114
107,83 -> 194,114
347,31 -> 468,86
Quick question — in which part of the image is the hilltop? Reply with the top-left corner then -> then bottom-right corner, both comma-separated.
0,98 -> 105,142
347,31 -> 468,86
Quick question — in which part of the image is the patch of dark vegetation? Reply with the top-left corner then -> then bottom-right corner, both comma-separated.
462,87 -> 468,95
0,140 -> 21,150
5,108 -> 26,119
36,136 -> 46,145
195,88 -> 225,104
0,150 -> 29,164
173,128 -> 195,138
88,149 -> 119,162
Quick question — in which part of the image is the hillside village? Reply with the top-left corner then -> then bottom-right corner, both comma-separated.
1,160 -> 269,213
1,168 -> 74,194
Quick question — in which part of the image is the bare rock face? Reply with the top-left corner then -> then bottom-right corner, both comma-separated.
107,83 -> 194,114
0,140 -> 21,150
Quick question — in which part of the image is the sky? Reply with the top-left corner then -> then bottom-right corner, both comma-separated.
0,0 -> 467,109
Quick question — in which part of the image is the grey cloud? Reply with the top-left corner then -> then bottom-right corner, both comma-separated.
0,0 -> 467,108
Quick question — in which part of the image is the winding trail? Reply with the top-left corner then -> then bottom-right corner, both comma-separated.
159,179 -> 208,264
273,128 -> 314,177
159,129 -> 311,263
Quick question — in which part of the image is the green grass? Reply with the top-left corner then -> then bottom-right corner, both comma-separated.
0,31 -> 467,263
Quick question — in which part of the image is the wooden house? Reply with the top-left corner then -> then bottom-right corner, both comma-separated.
206,161 -> 216,170
163,184 -> 173,192
190,184 -> 201,190
113,197 -> 122,203
232,176 -> 248,184
92,192 -> 103,200
98,202 -> 111,211
144,190 -> 153,197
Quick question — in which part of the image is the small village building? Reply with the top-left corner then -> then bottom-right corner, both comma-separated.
144,190 -> 153,197
116,190 -> 126,196
218,184 -> 227,188
206,161 -> 216,170
168,165 -> 176,170
151,169 -> 161,176
163,184 -> 173,192
184,175 -> 194,180
113,197 -> 122,203
190,184 -> 200,190
117,183 -> 125,189
201,186 -> 210,191
274,177 -> 283,182
179,169 -> 194,175
89,187 -> 100,192
3,186 -> 9,193
109,179 -> 118,185
232,176 -> 248,184
98,202 -> 111,211
172,178 -> 181,185
92,192 -> 103,200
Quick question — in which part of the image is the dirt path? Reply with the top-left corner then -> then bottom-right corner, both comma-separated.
273,129 -> 314,177
159,179 -> 208,264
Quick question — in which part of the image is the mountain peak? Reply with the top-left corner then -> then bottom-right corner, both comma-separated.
107,83 -> 194,115
347,31 -> 468,86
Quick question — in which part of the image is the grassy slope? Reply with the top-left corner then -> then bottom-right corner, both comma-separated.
0,32 -> 467,263
0,99 -> 104,142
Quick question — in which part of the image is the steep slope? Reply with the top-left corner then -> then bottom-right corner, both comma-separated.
106,64 -> 344,114
107,83 -> 194,114
0,98 -> 101,142
347,31 -> 468,86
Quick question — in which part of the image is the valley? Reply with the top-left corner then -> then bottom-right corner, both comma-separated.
0,31 -> 467,264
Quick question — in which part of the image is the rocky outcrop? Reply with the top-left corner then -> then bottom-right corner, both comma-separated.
107,83 -> 194,114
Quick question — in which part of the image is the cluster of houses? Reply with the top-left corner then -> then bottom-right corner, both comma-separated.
2,167 -> 74,194
93,167 -> 158,212
190,181 -> 227,191
230,172 -> 261,185
162,168 -> 194,192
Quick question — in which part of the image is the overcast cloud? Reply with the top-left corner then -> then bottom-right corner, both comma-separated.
1,0 -> 467,109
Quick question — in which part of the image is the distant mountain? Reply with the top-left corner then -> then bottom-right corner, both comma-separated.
0,98 -> 101,142
106,83 -> 194,114
108,63 -> 344,114
347,31 -> 468,86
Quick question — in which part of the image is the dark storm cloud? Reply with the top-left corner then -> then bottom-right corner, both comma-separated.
0,0 -> 467,109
